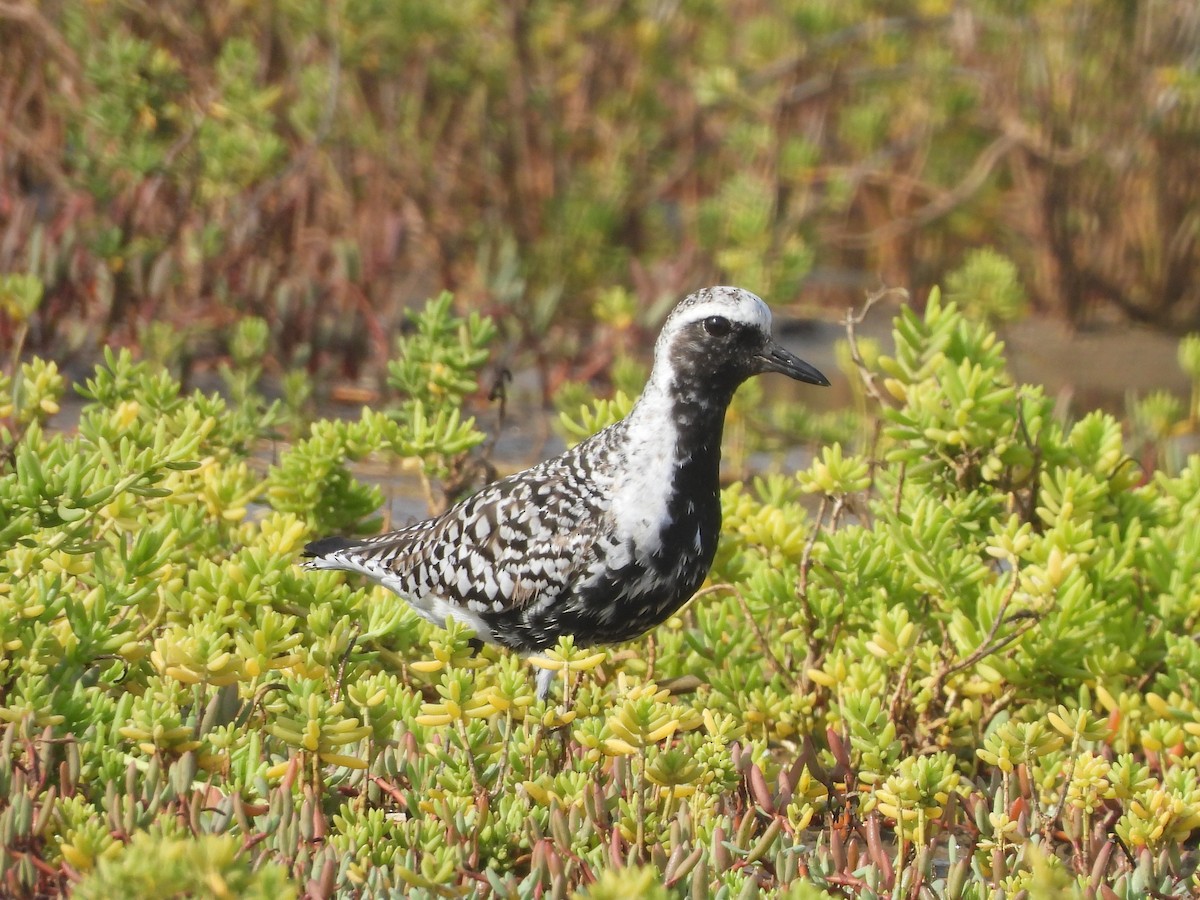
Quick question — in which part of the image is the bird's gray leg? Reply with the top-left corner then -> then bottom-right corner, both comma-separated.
535,665 -> 557,700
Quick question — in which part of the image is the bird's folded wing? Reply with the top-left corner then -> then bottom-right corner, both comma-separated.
306,465 -> 609,616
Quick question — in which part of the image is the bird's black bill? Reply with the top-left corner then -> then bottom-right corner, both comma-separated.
756,340 -> 830,386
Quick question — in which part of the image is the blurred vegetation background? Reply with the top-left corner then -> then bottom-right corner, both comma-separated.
2,0 -> 1199,391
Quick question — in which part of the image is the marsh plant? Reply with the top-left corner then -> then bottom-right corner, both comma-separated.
2,279 -> 1200,897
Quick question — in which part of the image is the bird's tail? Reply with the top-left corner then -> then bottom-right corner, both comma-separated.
301,535 -> 361,569
302,535 -> 359,557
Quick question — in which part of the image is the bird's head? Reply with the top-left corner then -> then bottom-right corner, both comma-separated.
652,286 -> 829,402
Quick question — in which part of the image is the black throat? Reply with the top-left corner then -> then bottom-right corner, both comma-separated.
652,386 -> 737,574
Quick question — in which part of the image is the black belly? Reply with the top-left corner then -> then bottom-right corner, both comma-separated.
488,525 -> 718,653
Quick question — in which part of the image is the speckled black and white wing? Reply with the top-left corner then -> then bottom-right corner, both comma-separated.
302,428 -> 622,645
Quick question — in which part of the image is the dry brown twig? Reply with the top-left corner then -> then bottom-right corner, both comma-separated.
931,565 -> 1042,705
689,582 -> 798,691
844,286 -> 907,408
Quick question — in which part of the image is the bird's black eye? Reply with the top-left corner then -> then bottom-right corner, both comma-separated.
702,315 -> 731,336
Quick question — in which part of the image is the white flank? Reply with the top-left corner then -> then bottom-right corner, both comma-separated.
379,571 -> 494,640
309,551 -> 495,641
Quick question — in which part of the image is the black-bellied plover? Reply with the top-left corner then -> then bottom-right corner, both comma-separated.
303,286 -> 829,696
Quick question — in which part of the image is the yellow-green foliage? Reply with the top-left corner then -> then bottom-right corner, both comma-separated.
74,833 -> 295,900
3,286 -> 1200,897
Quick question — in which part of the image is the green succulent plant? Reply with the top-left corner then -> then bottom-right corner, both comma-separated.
3,279 -> 1200,896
